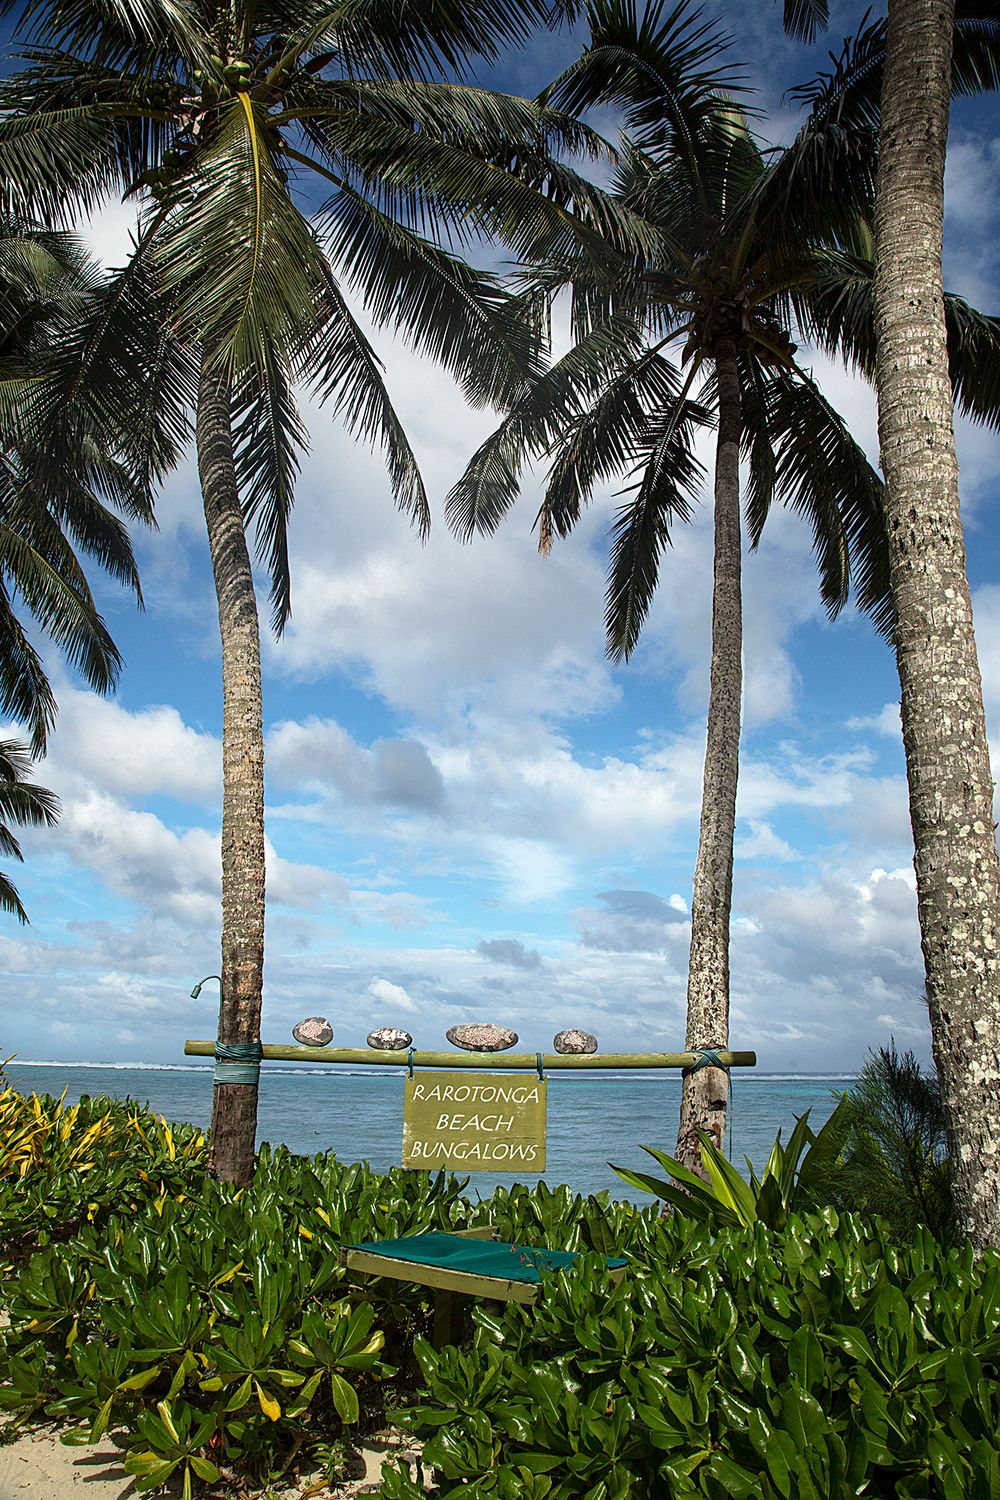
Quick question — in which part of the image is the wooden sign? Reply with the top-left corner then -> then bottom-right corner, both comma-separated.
402,1071 -> 547,1172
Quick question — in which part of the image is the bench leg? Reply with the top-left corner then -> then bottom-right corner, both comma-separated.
433,1289 -> 458,1348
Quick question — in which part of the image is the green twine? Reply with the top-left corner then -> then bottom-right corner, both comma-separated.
214,1041 -> 263,1086
685,1048 -> 728,1074
685,1048 -> 734,1158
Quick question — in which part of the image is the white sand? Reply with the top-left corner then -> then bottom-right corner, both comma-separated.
0,1429 -> 135,1498
0,1426 -> 415,1498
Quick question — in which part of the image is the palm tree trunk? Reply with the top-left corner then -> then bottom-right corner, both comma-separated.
676,334 -> 742,1174
873,0 -> 1000,1249
196,357 -> 266,1187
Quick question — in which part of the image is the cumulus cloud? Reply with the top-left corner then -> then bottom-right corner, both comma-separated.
476,938 -> 542,969
367,976 -> 418,1014
268,718 -> 444,810
735,821 -> 802,862
47,690 -> 220,804
574,889 -> 689,954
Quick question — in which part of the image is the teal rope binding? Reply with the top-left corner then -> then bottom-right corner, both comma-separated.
535,1052 -> 544,1080
214,1041 -> 263,1086
684,1048 -> 734,1157
407,1047 -> 415,1079
685,1048 -> 727,1074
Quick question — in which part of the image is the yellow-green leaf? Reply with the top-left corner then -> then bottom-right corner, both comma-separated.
256,1380 -> 281,1422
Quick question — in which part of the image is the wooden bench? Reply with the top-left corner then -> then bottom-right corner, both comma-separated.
340,1226 -> 627,1346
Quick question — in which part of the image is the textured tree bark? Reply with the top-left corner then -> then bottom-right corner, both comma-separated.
676,335 -> 742,1174
873,0 -> 1000,1248
196,358 -> 266,1187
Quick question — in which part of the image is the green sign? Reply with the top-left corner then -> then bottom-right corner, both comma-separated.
402,1071 -> 547,1172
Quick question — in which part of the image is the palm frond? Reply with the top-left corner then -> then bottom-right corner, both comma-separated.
794,250 -> 1000,432
293,266 -> 430,540
155,96 -> 326,374
788,3 -> 1000,134
0,588 -> 58,755
781,0 -> 828,43
297,99 -> 650,270
265,0 -> 568,85
942,294 -> 1000,431
39,474 -> 146,597
604,386 -> 708,660
0,105 -> 123,223
951,2 -> 1000,96
317,182 -> 544,410
0,522 -> 124,705
741,361 -> 890,637
540,346 -> 707,545
0,871 -> 29,924
446,311 -> 651,540
231,339 -> 306,634
281,75 -> 608,164
0,738 -> 60,830
3,0 -> 212,72
33,235 -> 194,513
0,736 -> 60,924
542,0 -> 745,174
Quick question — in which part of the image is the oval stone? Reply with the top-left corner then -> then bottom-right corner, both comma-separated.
553,1029 -> 598,1055
446,1023 -> 518,1053
367,1027 -> 413,1051
292,1016 -> 333,1047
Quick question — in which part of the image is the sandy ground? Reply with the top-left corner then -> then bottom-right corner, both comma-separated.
0,1426 -> 418,1499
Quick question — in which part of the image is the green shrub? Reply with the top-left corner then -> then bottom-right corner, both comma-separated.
3,1081 -> 993,1499
0,1079 -> 209,1264
387,1208 -> 1000,1499
0,1090 -> 487,1493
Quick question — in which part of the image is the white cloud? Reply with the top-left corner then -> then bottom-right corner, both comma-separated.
268,717 -> 444,810
47,690 -> 220,804
735,821 -> 802,862
368,976 -> 418,1014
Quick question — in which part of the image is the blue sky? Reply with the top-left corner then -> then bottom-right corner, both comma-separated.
2,2 -> 999,1072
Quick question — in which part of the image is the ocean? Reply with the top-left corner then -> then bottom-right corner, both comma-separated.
2,1062 -> 853,1201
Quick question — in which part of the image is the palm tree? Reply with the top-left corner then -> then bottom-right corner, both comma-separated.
780,0 -> 1000,1249
447,0 -> 892,1172
0,738 -> 59,923
0,0 -> 623,1182
870,0 -> 1000,1250
0,218 -> 159,756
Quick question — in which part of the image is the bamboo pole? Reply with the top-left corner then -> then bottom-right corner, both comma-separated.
184,1041 -> 756,1070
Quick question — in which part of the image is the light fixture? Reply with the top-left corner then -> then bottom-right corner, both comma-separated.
190,975 -> 221,999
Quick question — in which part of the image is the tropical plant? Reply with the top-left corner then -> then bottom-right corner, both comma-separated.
817,1043 -> 954,1241
776,0 -> 1000,1252
611,1097 -> 851,1231
0,218 -> 160,756
447,0 -> 896,1172
0,0 -> 628,1183
0,740 -> 59,923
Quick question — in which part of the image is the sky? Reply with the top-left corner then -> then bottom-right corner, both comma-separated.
2,2 -> 999,1074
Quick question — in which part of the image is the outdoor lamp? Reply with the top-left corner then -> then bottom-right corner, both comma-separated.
190,975 -> 221,999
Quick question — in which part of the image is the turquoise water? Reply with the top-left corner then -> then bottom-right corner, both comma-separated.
3,1062 -> 852,1201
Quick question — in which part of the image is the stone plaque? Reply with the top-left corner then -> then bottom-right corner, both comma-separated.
402,1071 -> 546,1173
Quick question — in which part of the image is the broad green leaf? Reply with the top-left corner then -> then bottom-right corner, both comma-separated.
330,1370 -> 360,1424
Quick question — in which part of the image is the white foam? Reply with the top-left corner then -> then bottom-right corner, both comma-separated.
4,1061 -> 858,1083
